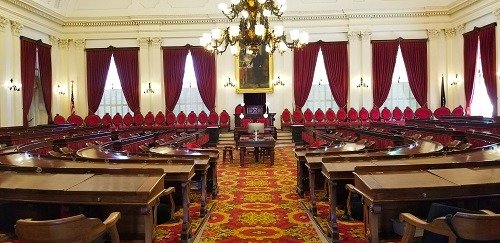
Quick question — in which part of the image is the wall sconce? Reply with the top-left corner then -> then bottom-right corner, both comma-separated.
57,85 -> 66,95
450,74 -> 458,86
6,78 -> 21,91
143,82 -> 155,94
223,77 -> 235,87
274,76 -> 284,86
356,77 -> 368,88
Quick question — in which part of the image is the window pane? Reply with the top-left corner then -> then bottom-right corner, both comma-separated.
97,55 -> 131,117
303,49 -> 339,111
173,51 -> 207,114
382,46 -> 417,111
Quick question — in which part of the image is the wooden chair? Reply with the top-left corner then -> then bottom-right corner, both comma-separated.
138,144 -> 150,153
444,140 -> 461,150
59,147 -> 74,155
456,142 -> 472,151
356,139 -> 368,145
399,210 -> 500,243
47,150 -> 63,157
364,141 -> 375,149
15,212 -> 121,243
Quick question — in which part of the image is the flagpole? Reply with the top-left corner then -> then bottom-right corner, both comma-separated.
70,80 -> 76,115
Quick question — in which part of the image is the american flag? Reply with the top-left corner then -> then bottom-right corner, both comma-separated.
70,80 -> 76,114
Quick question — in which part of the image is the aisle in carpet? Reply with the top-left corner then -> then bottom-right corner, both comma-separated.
156,147 -> 366,242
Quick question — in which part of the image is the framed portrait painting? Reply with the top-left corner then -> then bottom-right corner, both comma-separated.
235,46 -> 274,93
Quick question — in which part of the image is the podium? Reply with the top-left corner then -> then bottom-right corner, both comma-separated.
234,105 -> 275,127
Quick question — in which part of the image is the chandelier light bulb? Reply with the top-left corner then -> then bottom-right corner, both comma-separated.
263,9 -> 271,17
218,3 -> 228,11
278,41 -> 287,51
229,25 -> 240,37
265,44 -> 272,52
299,31 -> 309,44
211,28 -> 222,40
277,0 -> 286,5
246,49 -> 253,55
241,10 -> 249,19
258,0 -> 266,4
230,45 -> 239,54
274,25 -> 284,37
290,29 -> 300,41
255,24 -> 265,36
231,0 -> 240,4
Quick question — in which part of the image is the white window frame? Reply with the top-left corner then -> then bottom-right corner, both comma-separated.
470,40 -> 493,117
173,51 -> 207,114
97,55 -> 131,117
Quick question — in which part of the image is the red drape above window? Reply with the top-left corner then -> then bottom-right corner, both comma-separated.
86,49 -> 113,115
372,41 -> 399,108
37,44 -> 53,122
400,40 -> 428,107
293,43 -> 320,109
478,24 -> 497,116
191,47 -> 217,111
113,48 -> 140,114
321,42 -> 349,110
463,31 -> 480,115
20,38 -> 37,126
163,47 -> 189,112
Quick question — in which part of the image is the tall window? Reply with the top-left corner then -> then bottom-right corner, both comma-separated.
97,56 -> 131,117
470,40 -> 493,117
382,46 -> 417,110
173,51 -> 206,114
28,47 -> 47,126
303,49 -> 339,111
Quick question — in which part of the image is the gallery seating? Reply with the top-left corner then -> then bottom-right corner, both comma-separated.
280,108 -> 292,130
403,106 -> 414,120
154,111 -> 165,126
293,109 -> 304,125
133,112 -> 144,126
123,112 -> 134,126
434,106 -> 451,119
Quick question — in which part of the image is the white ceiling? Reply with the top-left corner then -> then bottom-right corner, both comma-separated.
30,0 -> 464,18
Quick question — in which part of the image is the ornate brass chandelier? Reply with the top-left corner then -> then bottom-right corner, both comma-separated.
199,0 -> 309,55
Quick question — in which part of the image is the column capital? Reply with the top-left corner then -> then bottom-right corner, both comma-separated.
0,16 -> 9,31
347,31 -> 360,41
49,35 -> 59,45
10,21 -> 23,36
73,39 -> 86,48
444,28 -> 456,38
360,31 -> 371,41
427,29 -> 442,39
58,39 -> 70,49
455,24 -> 465,34
150,37 -> 162,47
138,37 -> 150,47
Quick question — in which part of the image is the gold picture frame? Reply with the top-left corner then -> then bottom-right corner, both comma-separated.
235,46 -> 274,93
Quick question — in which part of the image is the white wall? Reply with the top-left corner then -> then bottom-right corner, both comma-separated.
0,1 -> 498,127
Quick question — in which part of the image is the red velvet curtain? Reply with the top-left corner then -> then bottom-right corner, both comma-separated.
163,47 -> 189,112
191,47 -> 217,111
20,38 -> 37,126
322,42 -> 349,109
400,40 -> 428,107
113,48 -> 140,113
293,43 -> 320,109
86,49 -> 113,114
37,44 -> 53,122
463,31 -> 479,114
478,24 -> 497,116
372,41 -> 399,108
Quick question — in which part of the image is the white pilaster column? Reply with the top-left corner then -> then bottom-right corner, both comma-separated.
444,28 -> 457,108
427,29 -> 446,110
361,31 -> 373,109
73,39 -> 87,116
0,16 -> 10,127
11,20 -> 23,126
57,39 -> 70,117
347,31 -> 361,109
138,37 -> 151,114
454,24 -> 466,108
149,37 -> 164,113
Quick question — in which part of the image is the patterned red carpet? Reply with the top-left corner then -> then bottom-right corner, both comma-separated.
156,146 -> 367,242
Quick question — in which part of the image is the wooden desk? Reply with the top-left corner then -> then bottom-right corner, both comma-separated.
350,163 -> 500,242
0,166 -> 166,242
237,135 -> 276,166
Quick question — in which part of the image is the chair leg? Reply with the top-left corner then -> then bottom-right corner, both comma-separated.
401,223 -> 416,243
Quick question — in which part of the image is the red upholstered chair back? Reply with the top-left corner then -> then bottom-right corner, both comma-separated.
404,106 -> 414,120
241,118 -> 252,128
359,107 -> 369,121
134,112 -> 144,126
337,109 -> 347,122
235,104 -> 244,114
381,107 -> 392,121
54,114 -> 66,124
293,109 -> 303,123
314,108 -> 325,122
281,109 -> 291,123
84,114 -> 101,127
369,108 -> 380,121
393,107 -> 403,121
67,114 -> 83,126
154,112 -> 165,126
177,111 -> 187,125
198,111 -> 208,125
187,111 -> 197,125
434,107 -> 451,119
102,113 -> 112,126
452,105 -> 465,116
256,118 -> 268,126
303,108 -> 314,122
112,113 -> 123,127
415,107 -> 433,120
208,111 -> 219,125
220,110 -> 230,124
347,108 -> 358,121
325,108 -> 336,122
123,112 -> 133,126
144,112 -> 155,126
166,112 -> 176,125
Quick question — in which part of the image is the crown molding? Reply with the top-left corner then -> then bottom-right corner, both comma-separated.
4,0 -> 64,25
